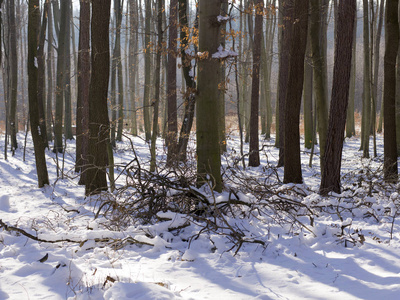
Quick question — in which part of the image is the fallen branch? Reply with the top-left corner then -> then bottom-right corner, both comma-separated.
0,219 -> 155,249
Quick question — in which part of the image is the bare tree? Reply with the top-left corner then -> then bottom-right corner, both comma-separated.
76,0 -> 90,181
85,0 -> 111,195
384,0 -> 399,181
320,0 -> 357,195
28,0 -> 49,187
196,0 -> 223,192
248,0 -> 264,167
166,0 -> 178,165
283,0 -> 309,184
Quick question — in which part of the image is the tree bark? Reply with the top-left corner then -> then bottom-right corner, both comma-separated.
128,0 -> 138,136
28,0 -> 49,187
276,0 -> 293,167
248,0 -> 264,167
304,19 -> 313,150
76,0 -> 90,181
283,0 -> 309,184
36,0 -> 49,150
85,0 -> 111,195
150,0 -> 163,172
310,0 -> 329,172
116,0 -> 124,142
143,0 -> 152,141
196,0 -> 223,192
177,0 -> 197,162
166,0 -> 178,165
46,2 -> 53,142
8,0 -> 18,151
384,0 -> 399,181
64,0 -> 73,140
346,7 -> 357,138
320,0 -> 356,195
361,0 -> 372,158
53,0 -> 68,153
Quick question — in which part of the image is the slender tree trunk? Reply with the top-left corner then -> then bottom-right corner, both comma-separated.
219,2 -> 228,153
46,2 -> 53,142
52,0 -> 60,38
361,0 -> 372,158
8,0 -> 18,151
371,0 -> 384,157
166,0 -> 178,165
76,0 -> 90,181
264,0 -> 276,140
37,0 -> 49,149
150,0 -> 163,172
384,0 -> 399,181
277,0 -> 293,167
85,0 -> 111,195
53,0 -> 68,153
310,0 -> 329,172
304,34 -> 313,150
129,0 -> 138,136
283,0 -> 309,184
275,1 -> 282,148
196,0 -> 223,192
244,0 -> 252,144
116,0 -> 124,142
0,0 -> 3,69
28,0 -> 49,187
177,0 -> 197,162
248,0 -> 264,167
320,0 -> 356,195
346,6 -> 357,138
64,0 -> 73,140
143,0 -> 152,141
237,0 -> 245,168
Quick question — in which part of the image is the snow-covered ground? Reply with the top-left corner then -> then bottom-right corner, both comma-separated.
1,132 -> 400,300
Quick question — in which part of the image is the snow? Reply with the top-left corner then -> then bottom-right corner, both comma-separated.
217,15 -> 231,22
0,132 -> 400,299
212,45 -> 238,59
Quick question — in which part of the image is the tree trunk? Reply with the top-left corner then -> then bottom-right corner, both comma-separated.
361,0 -> 372,158
150,0 -> 163,172
196,0 -> 223,192
129,0 -> 138,136
371,0 -> 385,157
303,35 -> 313,150
346,7 -> 357,138
76,0 -> 90,181
277,0 -> 293,167
36,0 -> 49,149
177,0 -> 197,162
110,9 -> 117,147
46,2 -> 53,142
283,0 -> 309,184
28,0 -> 49,187
310,0 -> 329,172
8,0 -> 18,151
53,0 -> 68,153
85,0 -> 111,195
0,0 -> 3,68
384,0 -> 399,181
116,0 -> 124,142
166,0 -> 178,165
248,0 -> 264,167
320,0 -> 356,195
143,0 -> 152,141
64,0 -> 73,140
264,0 -> 276,140
218,2 -> 228,153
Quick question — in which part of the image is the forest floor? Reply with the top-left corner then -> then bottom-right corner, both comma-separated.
0,132 -> 400,299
